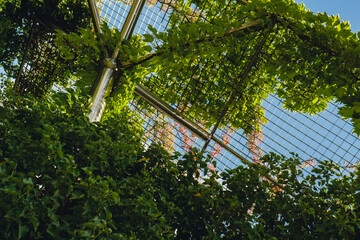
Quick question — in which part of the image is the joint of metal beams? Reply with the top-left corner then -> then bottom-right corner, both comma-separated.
87,0 -> 146,122
102,58 -> 117,69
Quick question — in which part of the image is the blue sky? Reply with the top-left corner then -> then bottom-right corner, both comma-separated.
296,0 -> 360,32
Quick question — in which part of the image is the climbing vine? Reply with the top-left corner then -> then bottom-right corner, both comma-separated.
116,0 -> 360,135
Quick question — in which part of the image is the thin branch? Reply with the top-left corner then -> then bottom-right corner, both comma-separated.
237,0 -> 249,4
119,18 -> 264,69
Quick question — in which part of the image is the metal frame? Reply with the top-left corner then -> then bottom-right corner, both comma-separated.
201,22 -> 274,153
88,0 -> 146,122
86,0 -> 287,191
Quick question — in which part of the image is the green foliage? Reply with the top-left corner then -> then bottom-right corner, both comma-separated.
1,88 -> 360,239
54,23 -> 154,115
0,88 -> 144,239
0,0 -> 91,95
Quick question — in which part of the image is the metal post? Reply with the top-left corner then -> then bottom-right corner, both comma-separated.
112,0 -> 145,59
88,0 -> 146,122
88,0 -> 103,35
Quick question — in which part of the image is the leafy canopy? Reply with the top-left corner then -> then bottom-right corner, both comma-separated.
1,87 -> 360,239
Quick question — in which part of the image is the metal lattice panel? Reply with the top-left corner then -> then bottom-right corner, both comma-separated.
99,0 -> 360,175
14,21 -> 70,96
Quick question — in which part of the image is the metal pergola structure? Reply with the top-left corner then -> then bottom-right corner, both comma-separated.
13,0 -> 360,181
92,0 -> 360,175
90,0 -> 271,169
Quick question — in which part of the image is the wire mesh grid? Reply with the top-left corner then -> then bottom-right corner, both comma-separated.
98,0 -> 172,34
214,99 -> 360,175
97,0 -> 360,175
14,20 -> 73,97
129,96 -> 205,153
129,96 -> 239,173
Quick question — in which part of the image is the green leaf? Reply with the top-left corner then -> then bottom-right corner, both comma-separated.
353,102 -> 360,113
18,225 -> 29,239
112,192 -> 120,204
80,230 -> 92,237
352,119 -> 360,135
148,25 -> 157,34
83,222 -> 96,231
312,97 -> 319,104
335,87 -> 347,98
23,177 -> 33,185
338,107 -> 353,119
143,34 -> 154,43
71,191 -> 85,200
143,45 -> 152,52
